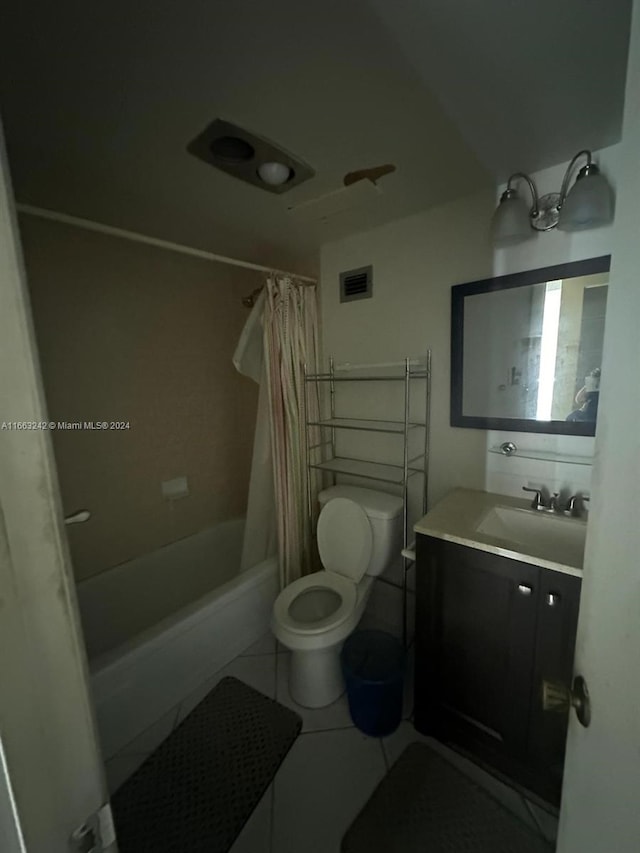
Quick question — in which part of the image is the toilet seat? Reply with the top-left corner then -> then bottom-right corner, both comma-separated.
273,570 -> 357,636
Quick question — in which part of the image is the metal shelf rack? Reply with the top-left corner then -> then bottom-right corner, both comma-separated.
304,355 -> 432,646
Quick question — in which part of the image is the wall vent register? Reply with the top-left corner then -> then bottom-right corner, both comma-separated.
340,266 -> 373,303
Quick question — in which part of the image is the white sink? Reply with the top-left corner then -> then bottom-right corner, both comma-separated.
475,505 -> 587,569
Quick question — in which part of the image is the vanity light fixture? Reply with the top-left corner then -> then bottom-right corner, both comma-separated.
491,150 -> 614,246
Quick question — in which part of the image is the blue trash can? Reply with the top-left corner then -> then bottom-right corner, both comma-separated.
341,629 -> 405,737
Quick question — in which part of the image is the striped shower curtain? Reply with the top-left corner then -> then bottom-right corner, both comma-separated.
263,275 -> 320,590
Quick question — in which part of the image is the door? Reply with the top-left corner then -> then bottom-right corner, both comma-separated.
416,538 -> 539,753
528,571 -> 581,800
415,536 -> 568,802
557,2 -> 640,849
0,123 -> 114,851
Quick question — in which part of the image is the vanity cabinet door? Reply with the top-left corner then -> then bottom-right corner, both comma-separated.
415,536 -> 539,756
528,570 -> 581,797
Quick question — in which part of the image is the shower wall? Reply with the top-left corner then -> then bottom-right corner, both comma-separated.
20,213 -> 260,581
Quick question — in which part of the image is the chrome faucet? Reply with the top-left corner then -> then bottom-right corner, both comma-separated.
548,492 -> 561,512
523,486 -> 589,516
522,486 -> 546,511
564,494 -> 590,518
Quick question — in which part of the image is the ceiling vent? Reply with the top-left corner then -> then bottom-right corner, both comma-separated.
340,266 -> 373,303
187,118 -> 314,194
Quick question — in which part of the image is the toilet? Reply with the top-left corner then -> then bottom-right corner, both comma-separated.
271,485 -> 403,708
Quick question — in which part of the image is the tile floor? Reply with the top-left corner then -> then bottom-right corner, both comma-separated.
105,631 -> 559,852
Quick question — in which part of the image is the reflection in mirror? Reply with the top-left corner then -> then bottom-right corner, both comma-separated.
451,257 -> 610,436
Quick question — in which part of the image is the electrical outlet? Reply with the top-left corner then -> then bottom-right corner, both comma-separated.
162,476 -> 189,500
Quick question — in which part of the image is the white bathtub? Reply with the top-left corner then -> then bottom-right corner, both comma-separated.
77,519 -> 279,759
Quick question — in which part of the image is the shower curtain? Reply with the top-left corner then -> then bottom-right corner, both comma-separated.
233,290 -> 277,572
263,275 -> 320,589
234,277 -> 320,588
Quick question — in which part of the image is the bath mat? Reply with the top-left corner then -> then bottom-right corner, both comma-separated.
342,742 -> 553,853
111,676 -> 302,853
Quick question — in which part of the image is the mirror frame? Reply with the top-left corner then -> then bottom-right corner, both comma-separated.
450,255 -> 611,436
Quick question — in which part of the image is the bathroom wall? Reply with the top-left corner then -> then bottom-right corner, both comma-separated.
486,143 -> 621,501
320,188 -> 496,509
20,213 -> 260,581
319,146 -> 620,635
319,188 -> 495,637
320,145 -> 620,511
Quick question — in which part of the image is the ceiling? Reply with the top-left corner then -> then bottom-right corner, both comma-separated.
366,0 -> 632,180
0,1 -> 631,272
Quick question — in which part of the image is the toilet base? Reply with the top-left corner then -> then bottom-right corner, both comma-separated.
289,645 -> 345,708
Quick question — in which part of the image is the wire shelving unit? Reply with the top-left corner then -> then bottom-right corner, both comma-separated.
304,355 -> 432,646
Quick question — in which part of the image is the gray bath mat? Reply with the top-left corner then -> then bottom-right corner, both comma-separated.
111,676 -> 302,853
342,742 -> 553,853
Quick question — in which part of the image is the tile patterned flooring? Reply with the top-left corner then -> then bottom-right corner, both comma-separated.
105,632 -> 558,852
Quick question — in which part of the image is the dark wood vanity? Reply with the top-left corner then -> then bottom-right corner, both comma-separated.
414,534 -> 581,806
432,253 -> 601,806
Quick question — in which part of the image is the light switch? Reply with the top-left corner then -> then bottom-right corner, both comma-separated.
162,476 -> 189,500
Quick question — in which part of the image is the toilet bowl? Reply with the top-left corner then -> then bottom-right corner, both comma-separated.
271,485 -> 403,708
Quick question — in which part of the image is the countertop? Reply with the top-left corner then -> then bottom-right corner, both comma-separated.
414,488 -> 585,577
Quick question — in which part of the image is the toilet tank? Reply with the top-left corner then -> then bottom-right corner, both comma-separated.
318,485 -> 403,577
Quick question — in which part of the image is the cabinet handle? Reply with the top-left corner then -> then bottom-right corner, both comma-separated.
517,583 -> 533,596
546,592 -> 561,607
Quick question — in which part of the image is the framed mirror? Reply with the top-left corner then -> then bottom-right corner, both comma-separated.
451,256 -> 610,436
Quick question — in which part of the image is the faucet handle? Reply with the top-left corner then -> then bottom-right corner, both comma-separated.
566,494 -> 579,513
565,494 -> 588,517
523,486 -> 545,510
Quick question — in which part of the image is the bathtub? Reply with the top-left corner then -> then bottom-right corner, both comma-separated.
77,519 -> 279,759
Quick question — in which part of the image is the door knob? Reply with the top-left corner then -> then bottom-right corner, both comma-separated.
542,675 -> 591,727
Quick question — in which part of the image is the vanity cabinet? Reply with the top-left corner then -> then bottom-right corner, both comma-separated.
414,534 -> 581,805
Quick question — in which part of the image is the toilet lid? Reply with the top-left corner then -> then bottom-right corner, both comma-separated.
317,498 -> 373,582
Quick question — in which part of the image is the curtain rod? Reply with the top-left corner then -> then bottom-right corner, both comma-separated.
16,203 -> 318,284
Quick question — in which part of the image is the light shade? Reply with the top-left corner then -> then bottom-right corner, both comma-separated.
490,192 -> 533,246
558,169 -> 614,232
257,161 -> 291,186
